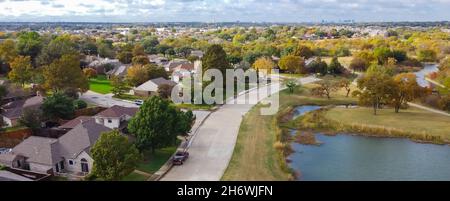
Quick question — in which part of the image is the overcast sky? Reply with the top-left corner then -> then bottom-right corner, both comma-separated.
0,0 -> 450,22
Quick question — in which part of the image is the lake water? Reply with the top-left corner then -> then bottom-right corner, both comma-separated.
415,63 -> 439,87
289,106 -> 450,181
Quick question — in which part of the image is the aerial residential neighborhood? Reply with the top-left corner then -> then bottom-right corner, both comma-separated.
0,3 -> 450,199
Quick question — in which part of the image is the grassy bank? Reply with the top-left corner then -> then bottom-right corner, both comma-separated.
222,84 -> 357,181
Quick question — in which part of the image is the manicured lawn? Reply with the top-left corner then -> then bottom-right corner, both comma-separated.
89,75 -> 112,94
122,172 -> 150,181
175,103 -> 215,111
326,107 -> 450,142
136,146 -> 177,174
280,73 -> 303,79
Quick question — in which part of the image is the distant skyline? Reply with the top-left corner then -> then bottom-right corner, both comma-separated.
1,0 -> 450,23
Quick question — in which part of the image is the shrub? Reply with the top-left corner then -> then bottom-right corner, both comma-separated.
74,99 -> 88,110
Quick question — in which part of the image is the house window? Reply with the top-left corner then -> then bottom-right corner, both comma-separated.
68,160 -> 74,165
108,119 -> 112,123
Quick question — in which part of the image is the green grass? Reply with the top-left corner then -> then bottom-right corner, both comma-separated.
1,126 -> 28,132
136,146 -> 177,174
325,107 -> 450,142
122,172 -> 150,181
280,73 -> 304,78
175,103 -> 215,111
89,75 -> 112,94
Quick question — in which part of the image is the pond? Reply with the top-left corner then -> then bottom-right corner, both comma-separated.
415,63 -> 439,87
288,106 -> 450,181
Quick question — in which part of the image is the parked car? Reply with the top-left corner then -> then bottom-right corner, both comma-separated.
134,100 -> 144,106
172,151 -> 189,165
0,148 -> 12,154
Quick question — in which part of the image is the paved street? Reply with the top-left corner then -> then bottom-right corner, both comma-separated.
162,76 -> 320,181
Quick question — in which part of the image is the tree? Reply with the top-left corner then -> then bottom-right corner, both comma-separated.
146,64 -> 169,80
353,66 -> 396,115
279,55 -> 305,73
338,78 -> 352,97
313,78 -> 338,99
157,84 -> 174,99
176,46 -> 192,58
293,45 -> 313,59
8,56 -> 33,87
132,44 -> 146,57
126,65 -> 149,87
0,85 -> 8,101
37,35 -> 78,66
417,49 -> 437,62
285,80 -> 298,94
349,57 -> 369,72
253,57 -> 275,75
132,55 -> 150,65
111,75 -> 130,97
128,96 -> 194,153
16,31 -> 42,60
41,93 -> 75,121
0,39 -> 18,69
117,51 -> 133,64
374,47 -> 392,65
202,44 -> 231,75
19,108 -> 43,134
307,57 -> 328,75
328,57 -> 344,75
43,54 -> 89,92
83,68 -> 97,80
91,130 -> 140,181
73,99 -> 88,110
391,73 -> 424,113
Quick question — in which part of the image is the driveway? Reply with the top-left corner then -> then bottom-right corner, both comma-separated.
80,91 -> 139,108
162,76 -> 320,181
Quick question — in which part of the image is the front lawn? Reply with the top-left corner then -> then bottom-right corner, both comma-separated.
136,146 -> 177,174
89,75 -> 112,94
113,94 -> 141,101
122,172 -> 150,181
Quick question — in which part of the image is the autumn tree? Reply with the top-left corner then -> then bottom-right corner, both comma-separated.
349,57 -> 369,72
338,78 -> 352,97
43,54 -> 89,92
253,57 -> 275,76
83,68 -> 97,80
37,35 -> 78,66
202,44 -> 231,75
126,65 -> 149,87
353,66 -> 396,115
293,45 -> 313,59
132,44 -> 146,57
0,39 -> 18,69
8,56 -> 33,87
91,130 -> 140,181
279,55 -> 305,73
312,78 -> 338,99
132,55 -> 150,65
390,73 -> 425,113
16,31 -> 42,60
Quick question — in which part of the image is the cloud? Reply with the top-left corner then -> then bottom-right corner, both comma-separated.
0,0 -> 449,22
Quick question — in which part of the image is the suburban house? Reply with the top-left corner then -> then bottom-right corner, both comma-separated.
164,59 -> 190,72
190,50 -> 204,58
0,120 -> 112,176
94,105 -> 138,130
148,55 -> 169,66
1,95 -> 44,127
171,60 -> 202,83
106,64 -> 131,79
133,77 -> 177,97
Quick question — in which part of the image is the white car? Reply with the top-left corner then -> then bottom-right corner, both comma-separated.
0,148 -> 12,154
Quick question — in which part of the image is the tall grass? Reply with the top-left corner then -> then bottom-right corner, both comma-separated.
294,108 -> 447,145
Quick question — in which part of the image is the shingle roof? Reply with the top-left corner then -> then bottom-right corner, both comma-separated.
1,96 -> 44,119
58,116 -> 94,129
58,119 -> 111,159
95,105 -> 138,118
150,77 -> 177,87
11,136 -> 59,166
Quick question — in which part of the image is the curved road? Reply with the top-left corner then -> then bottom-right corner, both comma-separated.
162,76 -> 320,181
